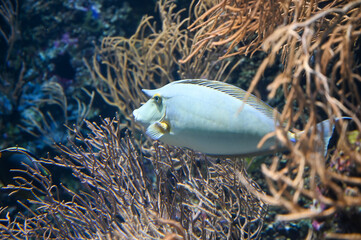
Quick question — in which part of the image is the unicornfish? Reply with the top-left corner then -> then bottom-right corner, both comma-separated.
132,79 -> 341,156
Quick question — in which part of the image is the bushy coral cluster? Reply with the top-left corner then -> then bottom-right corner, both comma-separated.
0,118 -> 267,239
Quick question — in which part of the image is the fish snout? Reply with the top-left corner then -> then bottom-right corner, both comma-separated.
132,109 -> 140,122
132,108 -> 147,126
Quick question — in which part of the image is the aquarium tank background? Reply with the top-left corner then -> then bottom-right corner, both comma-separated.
1,0 -> 361,239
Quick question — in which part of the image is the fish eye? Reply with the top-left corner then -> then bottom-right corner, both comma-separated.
153,94 -> 162,104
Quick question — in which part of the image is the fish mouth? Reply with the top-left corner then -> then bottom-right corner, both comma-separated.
132,109 -> 139,122
132,109 -> 147,126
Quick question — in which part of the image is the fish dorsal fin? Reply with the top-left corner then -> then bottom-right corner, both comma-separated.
174,79 -> 276,120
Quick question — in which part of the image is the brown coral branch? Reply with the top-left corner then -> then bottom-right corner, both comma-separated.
1,117 -> 267,239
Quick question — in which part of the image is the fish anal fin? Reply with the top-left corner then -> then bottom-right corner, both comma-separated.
146,121 -> 170,140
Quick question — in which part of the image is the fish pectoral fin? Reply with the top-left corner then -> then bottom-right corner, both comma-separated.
146,121 -> 169,140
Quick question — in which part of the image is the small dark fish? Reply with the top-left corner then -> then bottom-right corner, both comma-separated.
0,147 -> 48,189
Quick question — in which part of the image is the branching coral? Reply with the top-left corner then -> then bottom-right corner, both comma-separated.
181,0 -> 351,60
0,0 -> 24,115
18,81 -> 95,148
0,118 -> 267,239
251,3 -> 361,235
0,0 -> 18,62
183,0 -> 361,238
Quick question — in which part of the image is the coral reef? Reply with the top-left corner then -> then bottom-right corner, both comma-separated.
1,0 -> 361,239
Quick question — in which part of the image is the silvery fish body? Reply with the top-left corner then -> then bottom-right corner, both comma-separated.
133,79 -> 280,156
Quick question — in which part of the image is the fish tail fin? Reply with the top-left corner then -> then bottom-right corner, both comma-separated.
316,119 -> 335,154
288,117 -> 352,155
287,131 -> 297,143
318,117 -> 353,154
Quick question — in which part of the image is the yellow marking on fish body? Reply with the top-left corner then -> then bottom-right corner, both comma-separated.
146,121 -> 170,140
